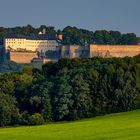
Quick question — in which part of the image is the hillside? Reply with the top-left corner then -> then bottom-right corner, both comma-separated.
0,56 -> 140,126
0,110 -> 140,140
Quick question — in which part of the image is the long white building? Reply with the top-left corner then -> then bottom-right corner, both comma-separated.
4,34 -> 62,52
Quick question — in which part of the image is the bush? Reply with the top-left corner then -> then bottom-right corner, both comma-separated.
29,113 -> 44,125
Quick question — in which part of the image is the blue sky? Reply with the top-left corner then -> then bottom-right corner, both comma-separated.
0,0 -> 140,36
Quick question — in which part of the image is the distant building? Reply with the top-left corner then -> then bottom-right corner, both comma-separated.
4,34 -> 61,53
3,33 -> 62,63
2,33 -> 140,64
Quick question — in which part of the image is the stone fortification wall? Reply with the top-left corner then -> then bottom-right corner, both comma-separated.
10,52 -> 38,63
8,45 -> 140,64
61,45 -> 89,58
89,45 -> 140,58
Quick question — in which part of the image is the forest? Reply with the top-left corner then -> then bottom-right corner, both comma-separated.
0,55 -> 140,126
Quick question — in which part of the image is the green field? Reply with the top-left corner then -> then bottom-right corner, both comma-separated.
0,110 -> 140,140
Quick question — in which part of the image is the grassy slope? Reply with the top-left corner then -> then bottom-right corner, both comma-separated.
0,110 -> 140,140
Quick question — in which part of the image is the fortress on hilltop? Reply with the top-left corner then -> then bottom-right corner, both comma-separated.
1,33 -> 140,64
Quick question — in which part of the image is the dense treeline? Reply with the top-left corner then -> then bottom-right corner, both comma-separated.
0,25 -> 139,45
62,26 -> 139,45
0,55 -> 140,126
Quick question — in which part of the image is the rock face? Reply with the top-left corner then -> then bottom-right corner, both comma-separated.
89,45 -> 140,58
9,52 -> 38,63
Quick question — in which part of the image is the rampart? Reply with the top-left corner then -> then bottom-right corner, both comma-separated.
10,52 -> 38,63
89,45 -> 140,58
7,45 -> 140,64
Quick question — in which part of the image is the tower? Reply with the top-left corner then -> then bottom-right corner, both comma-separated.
57,33 -> 63,41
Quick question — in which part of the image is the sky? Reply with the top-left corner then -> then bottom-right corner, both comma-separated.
0,0 -> 140,36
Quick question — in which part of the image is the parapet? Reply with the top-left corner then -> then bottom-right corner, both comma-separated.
89,44 -> 140,58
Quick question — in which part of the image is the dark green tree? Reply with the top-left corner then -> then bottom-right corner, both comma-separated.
120,33 -> 138,45
52,68 -> 73,120
0,92 -> 19,126
93,30 -> 115,45
70,74 -> 92,119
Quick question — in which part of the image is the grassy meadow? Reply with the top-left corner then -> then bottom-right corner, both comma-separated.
0,110 -> 140,140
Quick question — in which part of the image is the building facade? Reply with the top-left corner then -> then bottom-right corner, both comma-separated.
4,34 -> 61,52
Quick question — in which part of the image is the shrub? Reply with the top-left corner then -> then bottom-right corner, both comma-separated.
29,113 -> 44,125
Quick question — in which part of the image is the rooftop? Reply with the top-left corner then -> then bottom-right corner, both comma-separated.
5,34 -> 58,40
